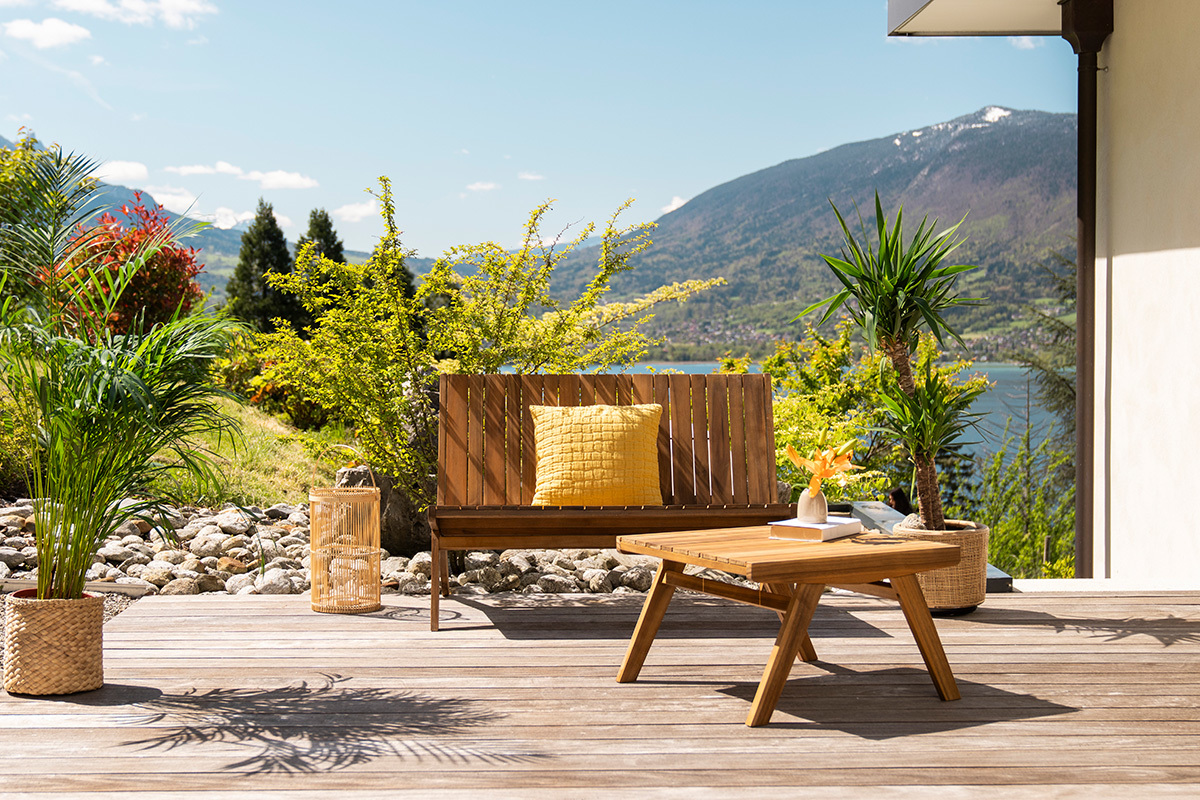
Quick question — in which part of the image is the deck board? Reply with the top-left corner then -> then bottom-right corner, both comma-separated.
2,590 -> 1199,797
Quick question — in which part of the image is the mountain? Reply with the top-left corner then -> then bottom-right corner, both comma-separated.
553,107 -> 1078,359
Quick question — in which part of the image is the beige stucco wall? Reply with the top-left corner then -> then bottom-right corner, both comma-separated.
1095,0 -> 1200,585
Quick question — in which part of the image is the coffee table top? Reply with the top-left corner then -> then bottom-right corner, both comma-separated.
617,526 -> 960,583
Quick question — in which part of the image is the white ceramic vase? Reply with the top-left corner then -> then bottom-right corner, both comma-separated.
795,488 -> 827,524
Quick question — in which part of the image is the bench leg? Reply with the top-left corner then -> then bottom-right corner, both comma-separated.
617,560 -> 681,683
892,573 -> 960,701
746,582 -> 824,727
430,537 -> 441,632
765,582 -> 817,662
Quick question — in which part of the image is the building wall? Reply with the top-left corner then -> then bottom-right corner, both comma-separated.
1095,0 -> 1200,585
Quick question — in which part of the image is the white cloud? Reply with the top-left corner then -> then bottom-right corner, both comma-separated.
144,184 -> 196,214
332,199 -> 377,224
241,169 -> 317,190
165,163 -> 215,176
197,206 -> 254,230
89,53 -> 106,65
518,171 -> 544,181
93,160 -> 148,184
1009,36 -> 1040,50
5,112 -> 32,123
661,196 -> 687,214
214,160 -> 241,175
466,181 -> 499,192
51,0 -> 218,29
273,211 -> 293,228
3,18 -> 92,48
0,1 -> 35,7
459,148 -> 469,155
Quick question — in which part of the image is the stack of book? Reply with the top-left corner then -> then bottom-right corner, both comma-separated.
768,515 -> 863,542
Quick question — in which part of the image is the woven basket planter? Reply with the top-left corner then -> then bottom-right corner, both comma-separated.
3,589 -> 104,695
310,487 -> 382,614
893,519 -> 990,613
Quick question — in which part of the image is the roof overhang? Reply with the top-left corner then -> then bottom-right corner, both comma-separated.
888,0 -> 1063,37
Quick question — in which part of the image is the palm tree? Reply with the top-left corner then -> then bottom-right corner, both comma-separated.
800,193 -> 980,530
0,148 -> 243,599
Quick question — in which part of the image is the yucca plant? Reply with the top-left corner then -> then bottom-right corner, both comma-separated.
0,148 -> 243,599
800,192 -> 982,529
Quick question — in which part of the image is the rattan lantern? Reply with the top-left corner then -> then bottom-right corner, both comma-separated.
309,486 -> 382,614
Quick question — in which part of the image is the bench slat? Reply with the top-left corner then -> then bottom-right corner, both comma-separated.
729,375 -> 749,504
690,373 -> 712,505
483,374 -> 507,505
466,374 -> 485,505
441,374 -> 469,506
519,374 -> 540,504
744,374 -> 773,503
708,374 -> 733,504
668,374 -> 694,504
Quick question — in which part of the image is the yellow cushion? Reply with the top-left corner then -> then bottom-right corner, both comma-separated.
530,403 -> 663,506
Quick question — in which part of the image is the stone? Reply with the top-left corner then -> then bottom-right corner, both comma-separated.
381,556 -> 410,576
255,525 -> 287,541
218,556 -> 248,574
621,566 -> 655,592
195,574 -> 227,593
256,568 -> 294,594
118,554 -> 151,571
265,503 -> 298,519
114,577 -> 157,593
277,535 -> 306,548
407,552 -> 433,576
3,536 -> 30,549
20,546 -> 38,564
225,573 -> 256,594
221,534 -> 251,552
286,511 -> 309,526
464,551 -> 499,570
156,549 -> 188,565
0,547 -> 26,568
520,583 -> 545,594
537,574 -> 577,593
97,543 -> 136,563
161,577 -> 200,595
178,557 -> 205,574
581,568 -> 613,593
0,562 -> 9,579
215,512 -> 251,535
189,536 -> 225,559
474,566 -> 505,592
113,520 -> 142,538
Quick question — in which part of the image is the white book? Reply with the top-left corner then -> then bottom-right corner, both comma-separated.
768,514 -> 863,542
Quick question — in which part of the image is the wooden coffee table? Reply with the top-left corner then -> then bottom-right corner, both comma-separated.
615,526 -> 963,726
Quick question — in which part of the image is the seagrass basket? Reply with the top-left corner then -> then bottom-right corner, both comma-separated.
3,590 -> 104,695
309,487 -> 382,614
893,519 -> 989,612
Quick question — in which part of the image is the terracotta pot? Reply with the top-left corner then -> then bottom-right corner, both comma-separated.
892,519 -> 990,614
3,589 -> 104,695
794,488 -> 828,523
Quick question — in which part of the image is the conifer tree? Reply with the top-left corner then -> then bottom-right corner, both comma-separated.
295,208 -> 345,264
225,198 -> 304,332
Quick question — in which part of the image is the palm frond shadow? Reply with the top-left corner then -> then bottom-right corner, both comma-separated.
962,608 -> 1200,647
120,673 -> 546,774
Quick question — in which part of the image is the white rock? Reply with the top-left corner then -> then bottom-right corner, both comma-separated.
225,573 -> 256,594
407,552 -> 433,576
215,513 -> 251,535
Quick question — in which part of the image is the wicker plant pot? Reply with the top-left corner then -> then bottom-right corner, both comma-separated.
3,589 -> 104,695
893,519 -> 989,614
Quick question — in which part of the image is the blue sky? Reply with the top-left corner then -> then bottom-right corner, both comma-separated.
1,1 -> 1078,256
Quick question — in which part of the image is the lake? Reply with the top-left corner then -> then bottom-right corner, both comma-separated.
631,361 -> 1055,458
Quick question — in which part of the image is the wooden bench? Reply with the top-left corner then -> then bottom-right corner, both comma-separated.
427,373 -> 793,630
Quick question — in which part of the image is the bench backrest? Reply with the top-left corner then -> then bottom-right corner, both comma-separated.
437,373 -> 779,507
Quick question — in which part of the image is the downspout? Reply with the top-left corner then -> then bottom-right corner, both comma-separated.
1059,0 -> 1112,579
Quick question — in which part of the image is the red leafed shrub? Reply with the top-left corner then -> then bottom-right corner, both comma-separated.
73,194 -> 206,334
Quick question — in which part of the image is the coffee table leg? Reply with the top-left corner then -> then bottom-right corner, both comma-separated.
746,582 -> 824,727
766,582 -> 817,662
892,573 -> 960,701
617,559 -> 681,683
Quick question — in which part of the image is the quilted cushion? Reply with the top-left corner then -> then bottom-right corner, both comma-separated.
530,403 -> 663,506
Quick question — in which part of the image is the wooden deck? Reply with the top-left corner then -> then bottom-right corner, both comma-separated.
3,589 -> 1200,798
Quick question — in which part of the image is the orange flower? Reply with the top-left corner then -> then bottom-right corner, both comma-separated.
785,441 -> 861,495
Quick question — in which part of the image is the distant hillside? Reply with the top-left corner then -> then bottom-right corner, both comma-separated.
553,107 -> 1078,359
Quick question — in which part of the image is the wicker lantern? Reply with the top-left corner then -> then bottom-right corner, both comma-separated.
309,487 -> 382,614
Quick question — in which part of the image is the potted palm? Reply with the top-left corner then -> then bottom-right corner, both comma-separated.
800,192 -> 990,612
0,150 -> 241,694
